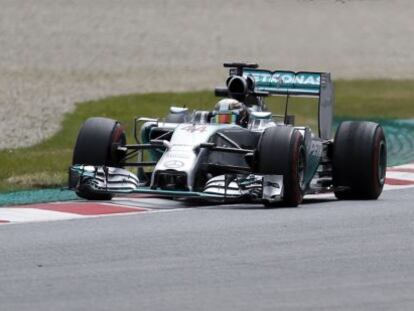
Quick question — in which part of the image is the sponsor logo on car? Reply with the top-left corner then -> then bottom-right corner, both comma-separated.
163,160 -> 185,169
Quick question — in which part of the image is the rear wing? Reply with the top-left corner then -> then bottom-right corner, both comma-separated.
243,69 -> 320,96
241,68 -> 334,140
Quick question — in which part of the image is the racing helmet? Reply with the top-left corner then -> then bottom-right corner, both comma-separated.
212,98 -> 248,126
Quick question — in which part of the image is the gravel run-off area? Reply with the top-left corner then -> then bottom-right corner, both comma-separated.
1,0 -> 414,149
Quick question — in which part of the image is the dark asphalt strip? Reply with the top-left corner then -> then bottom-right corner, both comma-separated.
0,188 -> 413,311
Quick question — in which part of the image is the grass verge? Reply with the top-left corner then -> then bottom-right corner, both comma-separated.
1,80 -> 414,192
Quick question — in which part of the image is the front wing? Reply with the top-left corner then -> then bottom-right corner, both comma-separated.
69,165 -> 283,202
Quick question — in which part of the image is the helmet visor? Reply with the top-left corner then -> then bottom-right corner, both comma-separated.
213,112 -> 237,124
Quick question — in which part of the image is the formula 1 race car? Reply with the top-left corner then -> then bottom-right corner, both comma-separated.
69,63 -> 387,207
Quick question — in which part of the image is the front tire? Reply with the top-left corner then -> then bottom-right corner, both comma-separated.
72,117 -> 126,200
333,121 -> 387,200
256,127 -> 306,207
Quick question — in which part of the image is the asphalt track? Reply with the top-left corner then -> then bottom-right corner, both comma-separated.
1,187 -> 414,311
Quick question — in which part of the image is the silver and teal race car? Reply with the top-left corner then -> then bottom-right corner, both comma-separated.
69,63 -> 387,207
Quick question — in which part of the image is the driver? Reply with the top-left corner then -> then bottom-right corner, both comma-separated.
211,98 -> 249,127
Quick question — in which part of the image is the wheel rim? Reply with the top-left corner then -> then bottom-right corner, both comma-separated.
298,146 -> 306,190
377,140 -> 387,185
110,124 -> 126,166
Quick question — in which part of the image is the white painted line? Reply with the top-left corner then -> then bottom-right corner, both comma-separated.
386,171 -> 414,181
390,163 -> 414,170
0,208 -> 83,223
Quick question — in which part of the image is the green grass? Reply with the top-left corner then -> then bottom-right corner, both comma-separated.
1,80 -> 414,192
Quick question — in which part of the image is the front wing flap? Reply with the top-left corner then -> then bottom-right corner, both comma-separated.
69,165 -> 225,199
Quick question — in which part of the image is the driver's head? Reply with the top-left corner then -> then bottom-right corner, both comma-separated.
212,98 -> 248,126
214,98 -> 242,112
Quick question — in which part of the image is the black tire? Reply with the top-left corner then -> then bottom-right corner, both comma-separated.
256,127 -> 306,207
72,117 -> 126,200
333,121 -> 387,200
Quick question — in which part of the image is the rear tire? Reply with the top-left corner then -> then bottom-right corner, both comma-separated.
333,121 -> 386,200
256,127 -> 306,207
72,117 -> 126,200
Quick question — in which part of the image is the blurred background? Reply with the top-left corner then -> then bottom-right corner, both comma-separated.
1,0 -> 413,149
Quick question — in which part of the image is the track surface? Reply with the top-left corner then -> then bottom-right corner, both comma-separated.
1,188 -> 414,310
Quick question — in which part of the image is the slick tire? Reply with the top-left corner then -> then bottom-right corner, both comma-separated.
256,126 -> 306,207
72,117 -> 126,200
333,121 -> 387,200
